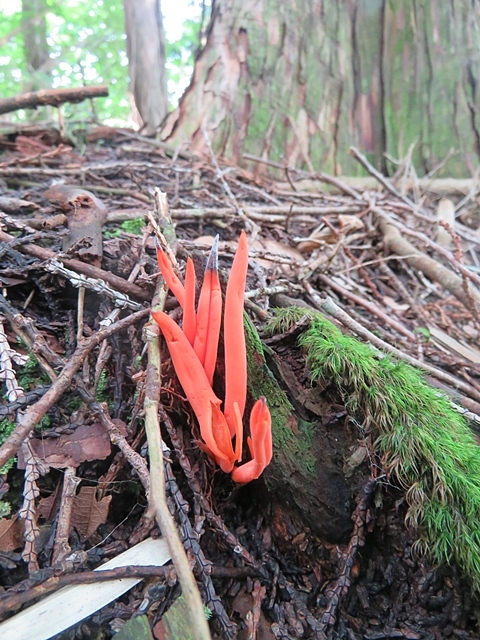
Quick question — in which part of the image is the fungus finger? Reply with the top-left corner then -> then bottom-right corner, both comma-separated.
230,459 -> 261,484
248,396 -> 273,468
151,311 -> 225,460
210,402 -> 236,472
224,231 -> 249,436
233,401 -> 243,462
230,397 -> 272,484
156,246 -> 186,308
193,236 -> 222,384
183,257 -> 197,345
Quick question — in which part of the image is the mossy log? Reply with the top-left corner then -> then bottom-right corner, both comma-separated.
245,308 -> 480,592
244,314 -> 356,543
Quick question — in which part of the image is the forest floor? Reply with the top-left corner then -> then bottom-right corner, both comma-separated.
1,124 -> 480,639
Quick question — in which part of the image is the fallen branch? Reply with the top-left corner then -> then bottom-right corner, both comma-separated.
376,214 -> 480,313
0,229 -> 148,301
0,86 -> 108,115
144,190 -> 212,640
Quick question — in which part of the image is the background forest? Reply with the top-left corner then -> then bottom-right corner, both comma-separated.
0,0 -> 207,123
2,0 -> 480,177
3,2 -> 480,640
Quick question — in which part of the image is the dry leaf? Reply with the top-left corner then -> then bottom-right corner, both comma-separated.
428,326 -> 480,363
0,515 -> 23,552
196,235 -> 303,274
297,215 -> 364,253
251,237 -> 303,273
382,296 -> 411,313
338,214 -> 365,233
17,423 -> 111,470
71,486 -> 112,540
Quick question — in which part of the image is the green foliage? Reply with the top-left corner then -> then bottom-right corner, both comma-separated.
96,368 -> 109,401
95,368 -> 114,411
105,218 -> 145,238
1,0 -> 129,123
0,419 -> 16,474
0,1 -> 208,124
16,352 -> 50,390
204,606 -> 212,621
267,307 -> 480,591
414,326 -> 431,342
166,18 -> 203,99
0,501 -> 11,517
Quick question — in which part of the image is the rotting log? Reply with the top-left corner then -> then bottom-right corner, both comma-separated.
244,315 -> 354,542
43,185 -> 108,268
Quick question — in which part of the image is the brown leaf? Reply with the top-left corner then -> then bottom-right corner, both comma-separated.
0,515 -> 23,552
38,482 -> 62,522
196,235 -> 303,274
297,215 -> 364,253
17,423 -> 111,470
71,486 -> 111,540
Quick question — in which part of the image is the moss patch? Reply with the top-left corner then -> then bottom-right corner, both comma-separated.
244,313 -> 316,473
266,307 -> 480,591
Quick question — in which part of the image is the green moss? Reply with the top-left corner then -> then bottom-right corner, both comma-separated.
105,218 -> 145,238
0,419 -> 16,474
244,314 -> 316,473
266,307 -> 480,591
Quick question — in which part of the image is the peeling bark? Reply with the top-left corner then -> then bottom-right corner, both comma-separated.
162,0 -> 480,177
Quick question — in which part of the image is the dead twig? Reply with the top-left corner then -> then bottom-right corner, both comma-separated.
303,282 -> 480,403
0,229 -> 149,301
376,213 -> 480,313
145,189 -> 212,640
52,467 -> 81,565
0,308 -> 149,469
0,86 -> 109,115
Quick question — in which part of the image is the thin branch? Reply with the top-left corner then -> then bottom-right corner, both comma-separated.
0,309 -> 149,469
144,189 -> 212,640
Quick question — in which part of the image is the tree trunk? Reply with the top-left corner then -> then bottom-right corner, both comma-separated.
161,0 -> 480,177
123,0 -> 169,136
21,0 -> 50,91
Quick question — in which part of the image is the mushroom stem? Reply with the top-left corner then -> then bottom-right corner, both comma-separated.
183,258 -> 197,345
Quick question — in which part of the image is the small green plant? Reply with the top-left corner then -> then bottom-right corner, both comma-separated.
0,419 -> 16,474
203,606 -> 212,621
414,326 -> 431,342
16,352 -> 50,389
105,218 -> 145,238
96,368 -> 109,402
266,307 -> 480,591
0,501 -> 11,517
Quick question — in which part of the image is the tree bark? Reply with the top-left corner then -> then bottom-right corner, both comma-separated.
161,0 -> 480,177
21,0 -> 50,91
123,0 -> 169,136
